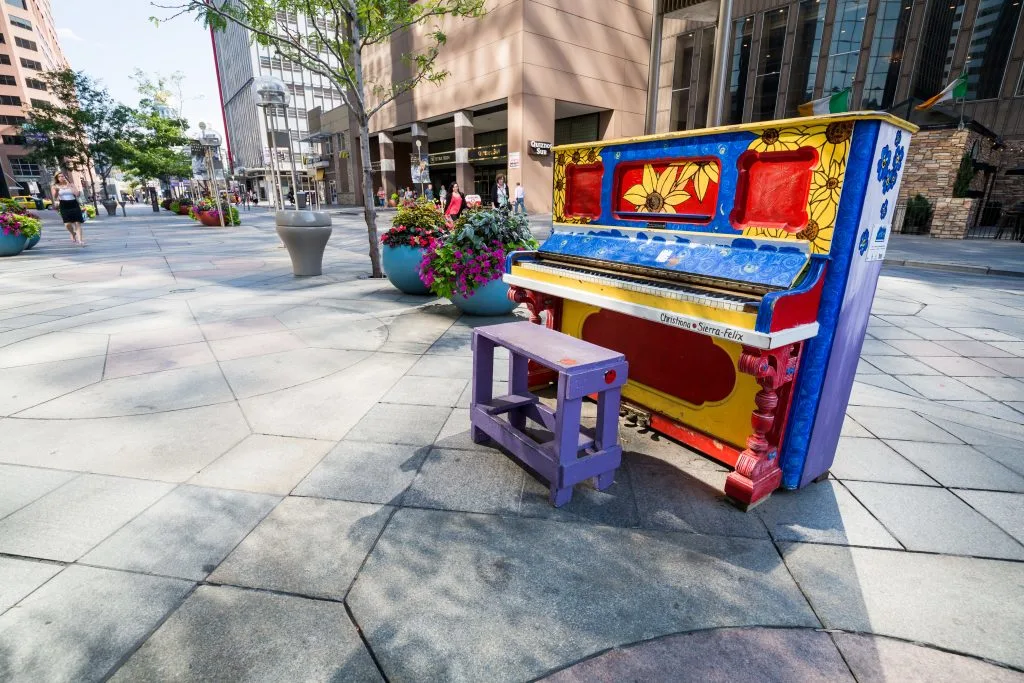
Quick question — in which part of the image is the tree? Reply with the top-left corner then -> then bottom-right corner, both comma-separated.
122,71 -> 192,196
21,69 -> 132,208
156,0 -> 487,278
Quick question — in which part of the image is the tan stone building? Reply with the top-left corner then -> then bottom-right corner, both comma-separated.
312,0 -> 653,213
0,0 -> 72,198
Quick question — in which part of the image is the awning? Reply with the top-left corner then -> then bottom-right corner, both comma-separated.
300,131 -> 333,143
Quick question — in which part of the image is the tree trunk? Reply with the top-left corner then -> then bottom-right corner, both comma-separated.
84,164 -> 99,212
348,15 -> 383,278
357,118 -> 382,278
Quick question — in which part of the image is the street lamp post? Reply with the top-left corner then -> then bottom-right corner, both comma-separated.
254,76 -> 301,210
415,139 -> 424,199
198,122 -> 226,228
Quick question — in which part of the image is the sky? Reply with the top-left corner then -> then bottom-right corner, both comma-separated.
51,0 -> 224,135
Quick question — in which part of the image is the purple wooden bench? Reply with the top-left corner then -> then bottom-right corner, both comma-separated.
470,322 -> 628,507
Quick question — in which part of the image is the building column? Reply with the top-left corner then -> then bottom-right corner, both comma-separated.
379,131 -> 396,198
411,122 -> 429,194
454,110 -> 474,195
508,93 -> 555,214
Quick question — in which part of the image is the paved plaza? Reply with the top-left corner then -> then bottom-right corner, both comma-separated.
1,206 -> 1023,681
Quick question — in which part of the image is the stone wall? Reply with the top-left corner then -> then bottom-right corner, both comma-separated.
929,198 -> 978,239
898,129 -> 977,204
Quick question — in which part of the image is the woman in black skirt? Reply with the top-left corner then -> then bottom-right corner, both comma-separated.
52,172 -> 85,245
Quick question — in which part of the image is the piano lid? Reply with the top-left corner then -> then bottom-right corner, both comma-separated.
538,226 -> 812,290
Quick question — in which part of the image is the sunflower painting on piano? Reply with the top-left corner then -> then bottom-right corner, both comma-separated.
740,120 -> 854,254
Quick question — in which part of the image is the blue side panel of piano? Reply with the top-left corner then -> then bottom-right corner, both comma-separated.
778,120 -> 880,489
538,231 -> 809,289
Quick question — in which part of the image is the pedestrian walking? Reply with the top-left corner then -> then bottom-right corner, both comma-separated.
377,187 -> 386,208
52,172 -> 86,246
491,174 -> 510,213
445,182 -> 465,221
425,183 -> 434,202
403,187 -> 414,204
439,184 -> 447,211
514,182 -> 526,215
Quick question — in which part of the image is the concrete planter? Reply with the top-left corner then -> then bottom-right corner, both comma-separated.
25,232 -> 40,250
198,211 -> 222,227
102,200 -> 118,216
382,244 -> 430,294
450,278 -> 517,316
276,210 -> 333,276
177,205 -> 191,216
0,231 -> 28,256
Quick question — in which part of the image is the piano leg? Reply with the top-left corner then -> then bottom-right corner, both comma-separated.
725,344 -> 800,510
509,286 -> 563,387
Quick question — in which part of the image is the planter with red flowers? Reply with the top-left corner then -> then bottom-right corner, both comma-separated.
380,199 -> 450,295
419,208 -> 536,316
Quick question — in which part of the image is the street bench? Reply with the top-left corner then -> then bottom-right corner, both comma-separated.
469,322 -> 628,507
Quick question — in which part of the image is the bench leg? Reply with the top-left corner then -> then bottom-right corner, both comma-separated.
471,334 -> 496,444
549,485 -> 573,507
508,352 -> 529,432
594,470 -> 615,491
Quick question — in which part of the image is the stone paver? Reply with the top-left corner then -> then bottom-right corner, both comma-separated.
0,566 -> 193,683
3,208 -> 1024,680
348,508 -> 818,682
110,586 -> 382,682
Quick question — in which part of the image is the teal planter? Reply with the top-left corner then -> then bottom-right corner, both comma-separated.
25,233 -> 40,250
0,231 -> 27,256
382,244 -> 430,295
451,278 -> 517,316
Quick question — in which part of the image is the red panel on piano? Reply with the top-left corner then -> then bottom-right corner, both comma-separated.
565,163 -> 603,219
769,263 -> 828,332
730,148 -> 818,233
613,158 -> 719,222
581,309 -> 736,405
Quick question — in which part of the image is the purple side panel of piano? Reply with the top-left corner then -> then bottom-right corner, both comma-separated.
797,121 -> 910,487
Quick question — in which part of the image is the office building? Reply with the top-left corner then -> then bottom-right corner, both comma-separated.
211,9 -> 345,200
0,0 -> 72,198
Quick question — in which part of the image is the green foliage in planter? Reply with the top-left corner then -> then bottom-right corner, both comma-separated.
382,199 -> 448,247
905,194 -> 932,228
952,154 -> 976,198
169,200 -> 181,213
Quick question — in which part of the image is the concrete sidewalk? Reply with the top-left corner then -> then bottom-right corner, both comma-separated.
0,206 -> 1022,681
884,234 -> 1024,277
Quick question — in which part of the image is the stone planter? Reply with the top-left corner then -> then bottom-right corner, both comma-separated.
450,278 -> 517,316
0,231 -> 28,256
102,199 -> 118,216
177,205 -> 191,216
199,211 -> 223,227
276,210 -> 333,276
382,244 -> 430,294
25,233 -> 40,250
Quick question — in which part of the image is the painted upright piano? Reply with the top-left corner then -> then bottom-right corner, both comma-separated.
505,113 -> 915,508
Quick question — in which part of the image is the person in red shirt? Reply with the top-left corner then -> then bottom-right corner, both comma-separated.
445,182 -> 465,220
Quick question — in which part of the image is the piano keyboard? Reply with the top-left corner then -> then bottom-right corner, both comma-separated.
517,260 -> 760,313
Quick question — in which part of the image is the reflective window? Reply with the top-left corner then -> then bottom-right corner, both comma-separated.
753,8 -> 789,121
913,0 -> 965,100
862,0 -> 914,109
824,0 -> 868,95
787,0 -> 827,115
1018,64 -> 1024,97
693,28 -> 716,127
727,16 -> 754,125
670,32 -> 695,131
964,0 -> 1024,100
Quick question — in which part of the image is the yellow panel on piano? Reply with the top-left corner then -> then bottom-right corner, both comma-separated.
560,301 -> 760,450
508,263 -> 758,329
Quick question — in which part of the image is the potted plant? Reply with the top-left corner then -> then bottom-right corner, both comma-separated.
201,206 -> 240,227
161,198 -> 172,211
83,204 -> 97,221
188,198 -> 214,221
389,192 -> 398,207
381,199 -> 450,294
176,198 -> 192,216
0,210 -> 42,256
169,199 -> 181,214
419,208 -> 536,315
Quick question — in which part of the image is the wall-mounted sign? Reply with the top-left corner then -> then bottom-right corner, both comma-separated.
508,151 -> 521,169
469,144 -> 507,162
429,151 -> 456,165
528,140 -> 552,156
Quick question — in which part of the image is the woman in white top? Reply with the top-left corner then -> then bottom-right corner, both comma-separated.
52,172 -> 85,245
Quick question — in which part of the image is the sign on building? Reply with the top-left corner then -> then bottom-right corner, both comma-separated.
508,151 -> 521,169
528,140 -> 552,156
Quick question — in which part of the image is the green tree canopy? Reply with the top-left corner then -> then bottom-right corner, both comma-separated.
122,71 -> 192,191
157,0 -> 486,277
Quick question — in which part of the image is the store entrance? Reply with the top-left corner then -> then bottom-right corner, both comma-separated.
431,168 -> 456,196
474,164 -> 507,206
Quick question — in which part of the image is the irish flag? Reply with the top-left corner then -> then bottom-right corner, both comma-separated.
797,88 -> 850,117
916,74 -> 968,110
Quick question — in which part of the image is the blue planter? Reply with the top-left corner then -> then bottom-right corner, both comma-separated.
451,278 -> 517,316
0,231 -> 27,256
382,244 -> 430,295
25,233 -> 40,250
